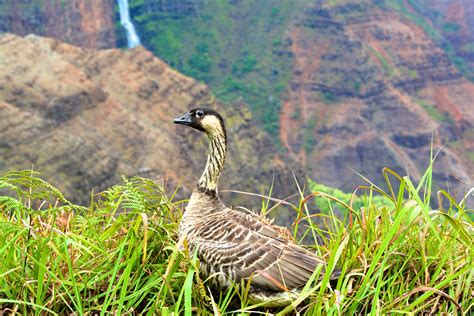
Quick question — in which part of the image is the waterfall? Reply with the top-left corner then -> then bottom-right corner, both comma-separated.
117,0 -> 141,48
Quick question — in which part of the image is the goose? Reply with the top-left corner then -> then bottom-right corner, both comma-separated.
174,107 -> 340,306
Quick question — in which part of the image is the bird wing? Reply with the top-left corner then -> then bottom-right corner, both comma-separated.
194,209 -> 328,291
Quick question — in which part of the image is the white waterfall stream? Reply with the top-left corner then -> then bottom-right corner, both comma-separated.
117,0 -> 141,48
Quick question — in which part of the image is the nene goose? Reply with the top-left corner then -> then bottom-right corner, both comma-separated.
174,107 -> 339,306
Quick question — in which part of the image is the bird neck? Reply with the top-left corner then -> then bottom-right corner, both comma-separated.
198,129 -> 227,195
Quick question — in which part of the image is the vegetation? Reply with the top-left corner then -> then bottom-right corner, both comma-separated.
126,0 -> 307,138
302,117 -> 319,153
320,91 -> 340,104
1,160 -> 472,314
307,180 -> 393,216
442,22 -> 461,34
371,49 -> 395,78
415,98 -> 452,123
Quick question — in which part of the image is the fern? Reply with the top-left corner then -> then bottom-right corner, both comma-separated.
0,170 -> 190,314
0,170 -> 70,203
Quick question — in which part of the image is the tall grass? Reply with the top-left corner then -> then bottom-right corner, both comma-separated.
0,164 -> 472,314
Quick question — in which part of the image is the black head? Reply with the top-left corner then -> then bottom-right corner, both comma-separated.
173,107 -> 226,136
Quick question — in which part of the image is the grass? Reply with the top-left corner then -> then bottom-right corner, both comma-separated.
0,161 -> 472,314
307,180 -> 393,217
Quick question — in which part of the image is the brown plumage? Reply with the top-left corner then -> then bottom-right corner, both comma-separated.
174,107 -> 339,306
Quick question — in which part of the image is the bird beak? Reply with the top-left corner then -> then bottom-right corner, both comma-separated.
173,112 -> 193,126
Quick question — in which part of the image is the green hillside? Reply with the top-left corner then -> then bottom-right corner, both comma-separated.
127,0 -> 308,138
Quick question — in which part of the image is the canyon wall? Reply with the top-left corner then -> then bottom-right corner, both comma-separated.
279,1 -> 473,200
124,0 -> 473,202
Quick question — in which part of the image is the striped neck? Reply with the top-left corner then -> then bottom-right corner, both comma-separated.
198,129 -> 227,194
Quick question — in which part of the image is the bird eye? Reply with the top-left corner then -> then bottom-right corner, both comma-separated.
196,110 -> 204,118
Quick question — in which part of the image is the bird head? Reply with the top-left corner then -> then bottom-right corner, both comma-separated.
173,107 -> 226,138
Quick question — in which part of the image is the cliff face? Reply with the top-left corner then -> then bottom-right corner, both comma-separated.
0,0 -> 116,49
0,34 -> 302,207
279,1 -> 473,199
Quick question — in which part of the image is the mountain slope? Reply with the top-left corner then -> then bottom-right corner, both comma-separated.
280,1 -> 473,198
128,0 -> 472,201
0,34 -> 302,206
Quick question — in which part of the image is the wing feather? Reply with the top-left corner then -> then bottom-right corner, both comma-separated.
193,208 -> 332,291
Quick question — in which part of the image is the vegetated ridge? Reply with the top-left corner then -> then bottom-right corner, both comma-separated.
0,34 -> 302,210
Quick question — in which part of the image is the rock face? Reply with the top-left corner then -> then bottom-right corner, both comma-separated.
0,34 -> 302,207
0,0 -> 116,49
279,1 -> 473,201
